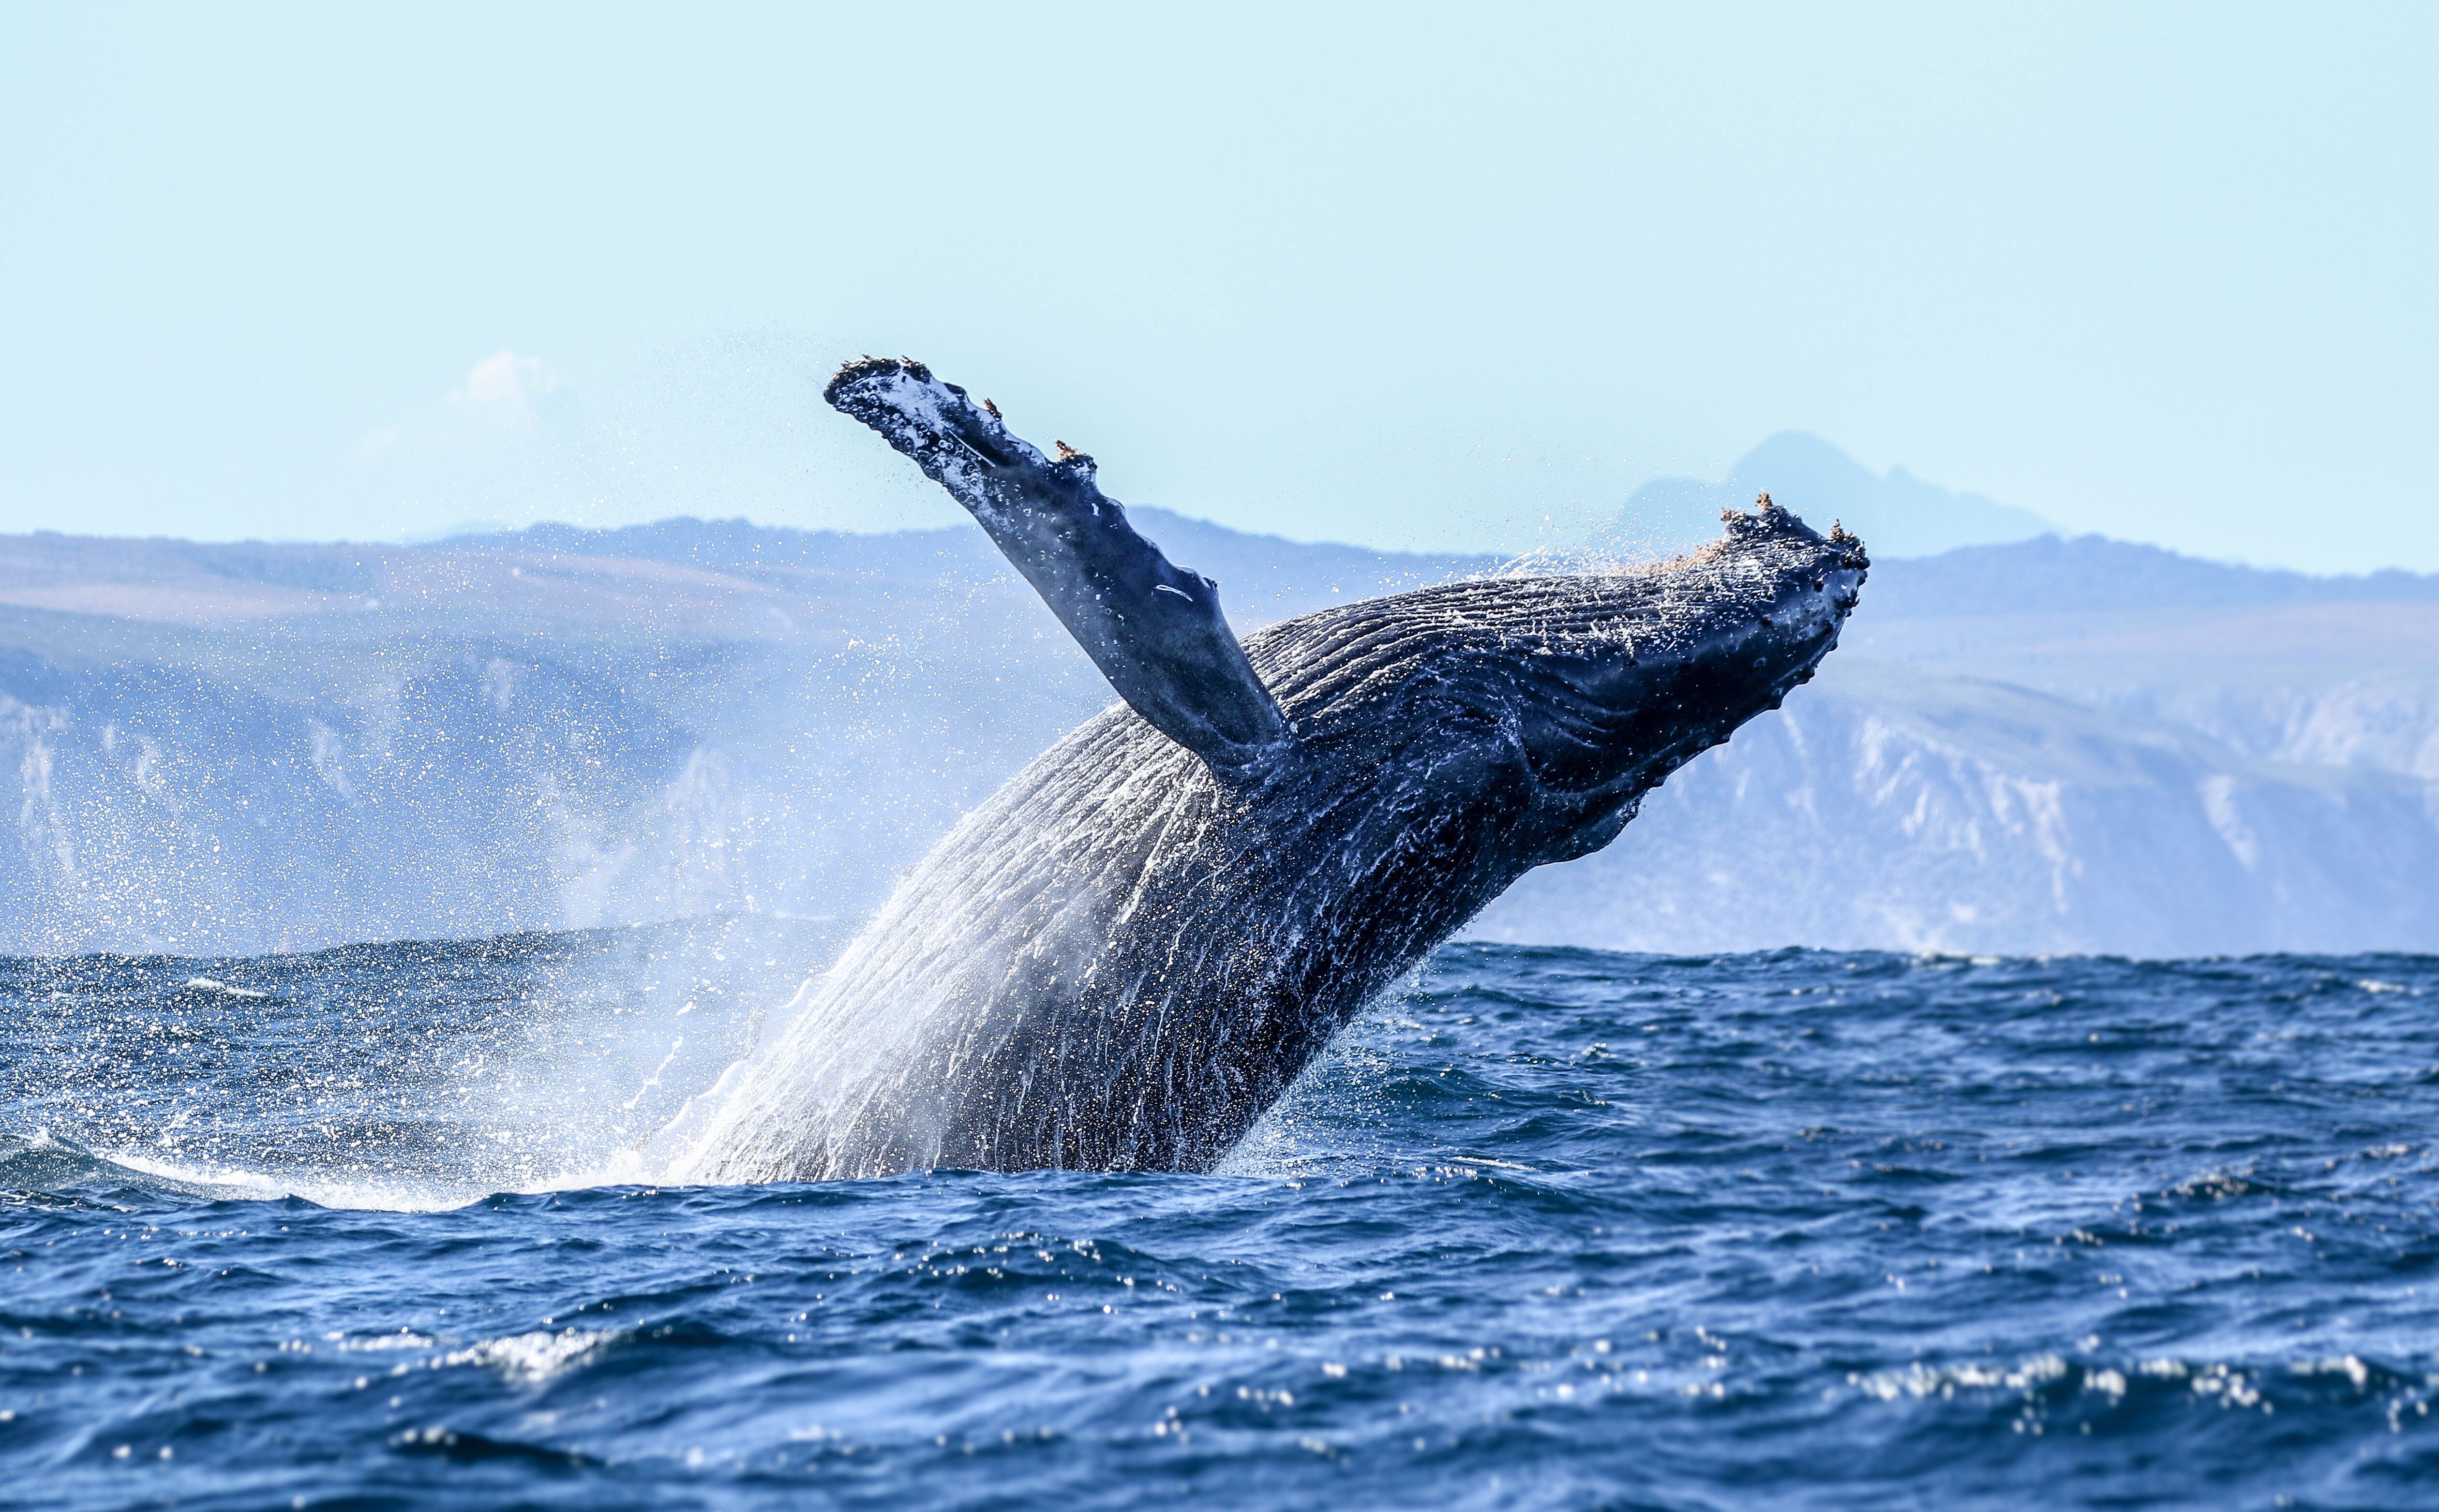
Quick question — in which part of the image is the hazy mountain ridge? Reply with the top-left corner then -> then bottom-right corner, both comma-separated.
1616,431 -> 2058,560
475,507 -> 1497,628
1,507 -> 1491,636
1860,532 -> 2439,616
1468,660 -> 2439,955
1,512 -> 2434,957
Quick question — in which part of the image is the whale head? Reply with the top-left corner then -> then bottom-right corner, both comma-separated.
1247,498 -> 1867,868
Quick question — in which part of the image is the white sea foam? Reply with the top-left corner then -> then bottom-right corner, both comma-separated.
183,977 -> 269,999
90,1146 -> 485,1213
434,1328 -> 616,1384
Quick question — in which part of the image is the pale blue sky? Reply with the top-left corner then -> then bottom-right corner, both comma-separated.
3,2 -> 2433,572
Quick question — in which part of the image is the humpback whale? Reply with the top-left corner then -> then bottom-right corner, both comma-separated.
680,359 -> 1867,1182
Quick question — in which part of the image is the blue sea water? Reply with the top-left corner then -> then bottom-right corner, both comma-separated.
4,929 -> 2438,1510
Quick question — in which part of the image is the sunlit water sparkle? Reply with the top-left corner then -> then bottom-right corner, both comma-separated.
4,931 -> 2438,1509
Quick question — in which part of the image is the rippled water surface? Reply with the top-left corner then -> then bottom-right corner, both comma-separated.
5,931 -> 2439,1510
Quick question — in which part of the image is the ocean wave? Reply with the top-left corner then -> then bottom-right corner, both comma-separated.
6,937 -> 2439,1508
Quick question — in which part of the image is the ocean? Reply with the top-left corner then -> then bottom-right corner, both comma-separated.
4,929 -> 2436,1510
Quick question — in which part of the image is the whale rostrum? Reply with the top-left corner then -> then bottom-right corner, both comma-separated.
679,359 -> 1868,1182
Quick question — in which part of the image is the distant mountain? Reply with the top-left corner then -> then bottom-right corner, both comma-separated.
451,509 -> 1494,627
1470,657 -> 2439,956
1616,432 -> 2055,559
1865,533 -> 2439,617
478,513 -> 1002,580
1,512 -> 2433,957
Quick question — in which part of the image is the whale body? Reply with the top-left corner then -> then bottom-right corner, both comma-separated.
682,359 -> 1867,1182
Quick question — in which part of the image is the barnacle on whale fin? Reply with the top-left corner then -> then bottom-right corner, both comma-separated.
828,354 -> 913,395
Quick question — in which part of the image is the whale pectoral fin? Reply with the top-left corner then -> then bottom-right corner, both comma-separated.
825,357 -> 1290,773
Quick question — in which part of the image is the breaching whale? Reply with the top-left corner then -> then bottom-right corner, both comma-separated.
678,358 -> 1867,1182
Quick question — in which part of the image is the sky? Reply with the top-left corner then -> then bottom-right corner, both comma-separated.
2,2 -> 2433,574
